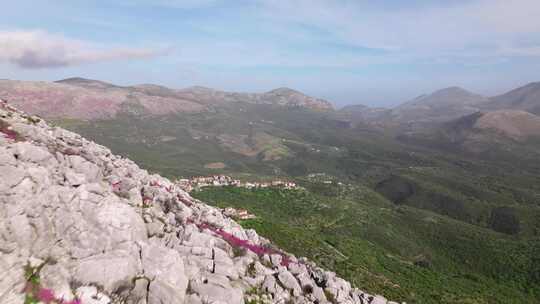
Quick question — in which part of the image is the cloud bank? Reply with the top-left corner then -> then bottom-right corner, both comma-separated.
0,30 -> 165,69
254,0 -> 540,58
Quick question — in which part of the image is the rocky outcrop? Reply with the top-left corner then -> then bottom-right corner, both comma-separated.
0,100 -> 393,303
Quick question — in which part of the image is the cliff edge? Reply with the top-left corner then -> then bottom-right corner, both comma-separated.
0,100 -> 393,304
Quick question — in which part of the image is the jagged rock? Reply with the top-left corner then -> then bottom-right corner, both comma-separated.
68,155 -> 101,182
262,275 -> 279,294
0,253 -> 25,304
12,142 -> 54,165
76,286 -> 111,304
0,103 -> 395,304
0,165 -> 25,189
40,264 -> 75,301
189,274 -> 243,304
65,169 -> 86,186
270,254 -> 282,268
278,270 -> 302,296
142,242 -> 188,304
184,293 -> 203,304
128,278 -> 150,304
73,250 -> 142,293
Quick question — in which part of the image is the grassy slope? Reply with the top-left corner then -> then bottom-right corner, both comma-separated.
55,103 -> 540,302
193,186 -> 540,304
56,104 -> 540,235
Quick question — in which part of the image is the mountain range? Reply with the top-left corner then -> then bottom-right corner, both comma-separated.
1,102 -> 392,304
2,77 -> 540,129
0,78 -> 332,120
1,77 -> 540,303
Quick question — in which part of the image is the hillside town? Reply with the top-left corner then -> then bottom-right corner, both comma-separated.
175,175 -> 300,193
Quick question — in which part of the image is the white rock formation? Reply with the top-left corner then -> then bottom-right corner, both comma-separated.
0,101 -> 395,304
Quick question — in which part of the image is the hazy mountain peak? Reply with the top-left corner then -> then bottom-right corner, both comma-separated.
392,86 -> 488,123
262,87 -> 333,110
435,86 -> 471,94
179,85 -> 218,93
339,104 -> 369,112
55,77 -> 118,89
265,87 -> 301,95
474,110 -> 540,140
414,86 -> 484,104
487,81 -> 540,115
134,83 -> 171,90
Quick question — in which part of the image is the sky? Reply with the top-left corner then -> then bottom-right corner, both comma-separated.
1,0 -> 540,107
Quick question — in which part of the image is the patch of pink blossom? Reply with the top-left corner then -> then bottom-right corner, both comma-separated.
177,195 -> 193,207
0,126 -> 19,141
30,286 -> 82,304
197,222 -> 293,267
37,288 -> 56,303
111,181 -> 122,191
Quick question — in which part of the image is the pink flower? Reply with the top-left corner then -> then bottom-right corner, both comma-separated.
111,181 -> 122,191
0,129 -> 18,140
37,288 -> 56,303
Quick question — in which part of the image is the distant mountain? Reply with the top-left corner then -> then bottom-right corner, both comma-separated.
175,86 -> 333,110
485,82 -> 540,115
0,78 -> 333,120
336,104 -> 393,128
474,110 -> 540,140
55,77 -> 120,90
392,87 -> 489,123
0,79 -> 205,120
399,110 -> 540,155
262,87 -> 333,110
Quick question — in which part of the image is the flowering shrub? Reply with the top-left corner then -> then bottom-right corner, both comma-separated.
23,264 -> 81,304
142,195 -> 153,208
197,222 -> 293,267
0,120 -> 23,141
111,181 -> 122,191
177,195 -> 193,207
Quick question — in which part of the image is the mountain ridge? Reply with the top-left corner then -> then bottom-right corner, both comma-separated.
0,101 -> 391,304
485,82 -> 540,115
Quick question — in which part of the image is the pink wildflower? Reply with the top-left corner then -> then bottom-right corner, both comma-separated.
111,181 -> 122,191
178,196 -> 193,207
37,288 -> 56,303
0,128 -> 18,140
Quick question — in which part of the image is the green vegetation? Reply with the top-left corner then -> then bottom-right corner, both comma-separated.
194,186 -> 540,304
55,102 -> 540,303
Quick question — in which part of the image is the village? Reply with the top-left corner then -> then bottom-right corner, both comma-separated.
175,175 -> 301,220
175,174 -> 300,193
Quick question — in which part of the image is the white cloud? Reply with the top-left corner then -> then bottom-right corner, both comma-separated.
254,0 -> 540,57
118,0 -> 221,9
0,30 -> 167,69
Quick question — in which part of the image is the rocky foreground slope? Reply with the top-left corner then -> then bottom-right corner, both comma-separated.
0,100 -> 394,304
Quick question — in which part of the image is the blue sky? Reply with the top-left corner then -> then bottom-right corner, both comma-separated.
2,0 -> 540,107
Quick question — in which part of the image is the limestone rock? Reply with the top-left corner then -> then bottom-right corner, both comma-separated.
73,250 -> 141,293
142,242 -> 188,304
0,103 -> 394,304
